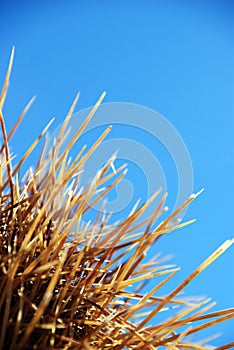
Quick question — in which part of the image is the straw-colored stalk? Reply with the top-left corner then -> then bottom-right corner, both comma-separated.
0,48 -> 233,349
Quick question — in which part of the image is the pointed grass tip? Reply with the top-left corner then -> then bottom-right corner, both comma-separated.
190,188 -> 204,200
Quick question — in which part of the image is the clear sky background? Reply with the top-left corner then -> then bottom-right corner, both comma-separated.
1,0 -> 234,346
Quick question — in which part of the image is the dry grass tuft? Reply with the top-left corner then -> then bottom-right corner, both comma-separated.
0,48 -> 233,349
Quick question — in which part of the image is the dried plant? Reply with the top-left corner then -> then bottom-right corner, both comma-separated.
0,48 -> 233,350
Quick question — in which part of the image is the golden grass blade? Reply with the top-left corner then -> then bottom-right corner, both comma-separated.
9,96 -> 36,142
0,47 -> 14,109
138,239 -> 234,330
0,109 -> 14,209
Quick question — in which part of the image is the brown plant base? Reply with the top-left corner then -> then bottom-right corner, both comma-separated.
0,48 -> 233,349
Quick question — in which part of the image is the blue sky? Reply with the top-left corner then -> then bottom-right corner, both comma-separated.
1,0 -> 234,345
